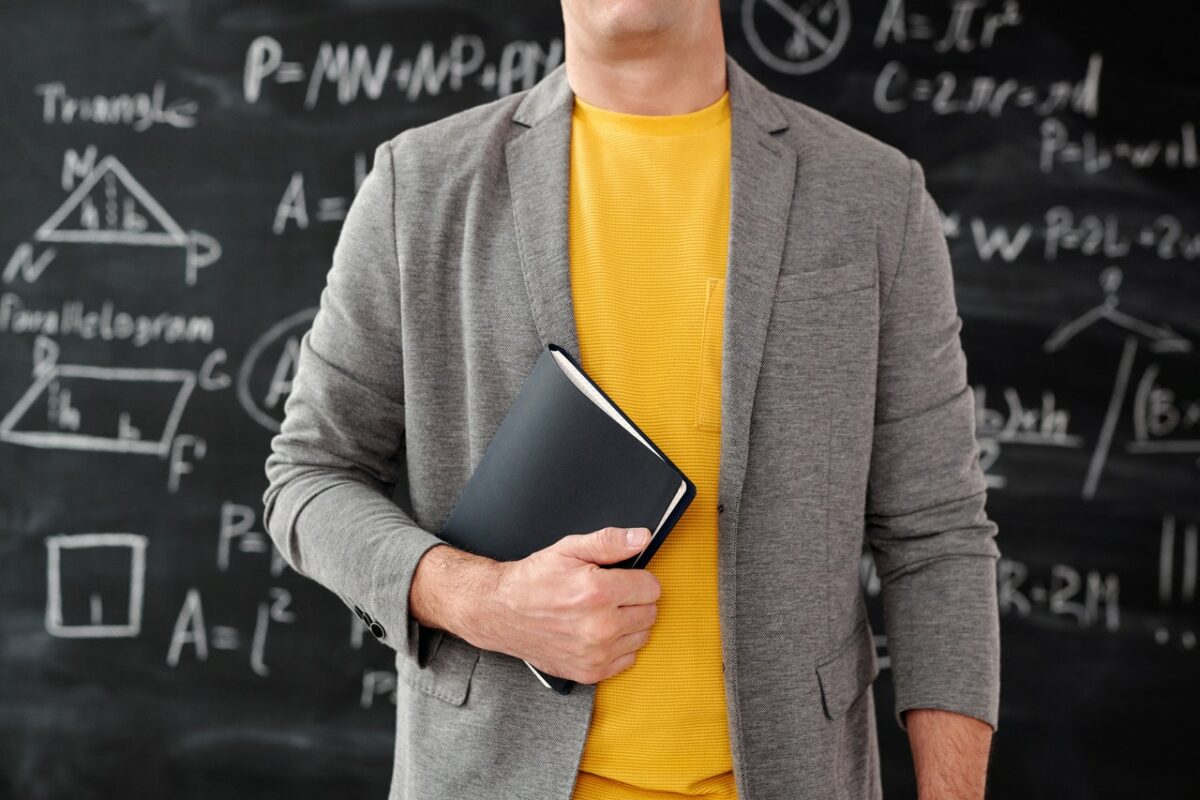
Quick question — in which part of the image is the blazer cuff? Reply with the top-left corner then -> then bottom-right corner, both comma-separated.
273,476 -> 449,666
882,552 -> 1001,733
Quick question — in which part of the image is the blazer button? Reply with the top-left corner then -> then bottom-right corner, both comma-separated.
716,503 -> 725,514
370,622 -> 386,640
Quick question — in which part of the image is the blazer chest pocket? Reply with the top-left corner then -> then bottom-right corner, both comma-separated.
396,629 -> 481,706
695,276 -> 725,433
774,262 -> 876,302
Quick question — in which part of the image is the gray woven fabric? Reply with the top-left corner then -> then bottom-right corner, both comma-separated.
262,51 -> 1000,800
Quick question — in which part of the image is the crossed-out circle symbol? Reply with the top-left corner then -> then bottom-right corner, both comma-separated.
743,0 -> 851,75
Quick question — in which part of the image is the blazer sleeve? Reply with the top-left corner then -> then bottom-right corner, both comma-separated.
865,158 -> 1001,732
261,137 -> 449,667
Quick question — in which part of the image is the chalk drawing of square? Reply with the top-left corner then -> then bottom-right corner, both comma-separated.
46,533 -> 147,638
0,364 -> 196,456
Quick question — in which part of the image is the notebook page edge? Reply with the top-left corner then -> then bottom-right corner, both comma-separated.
630,479 -> 688,568
549,348 -> 662,459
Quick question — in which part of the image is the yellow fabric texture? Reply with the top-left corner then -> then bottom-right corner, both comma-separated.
567,87 -> 738,800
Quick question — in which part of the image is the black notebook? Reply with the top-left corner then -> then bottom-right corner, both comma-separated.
437,342 -> 696,694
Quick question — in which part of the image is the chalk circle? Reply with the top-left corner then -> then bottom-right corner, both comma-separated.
238,308 -> 317,432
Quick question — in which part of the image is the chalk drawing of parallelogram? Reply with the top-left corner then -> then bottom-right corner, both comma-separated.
46,533 -> 147,638
0,364 -> 196,456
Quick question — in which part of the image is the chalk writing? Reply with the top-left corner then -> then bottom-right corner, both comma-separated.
271,153 -> 369,234
874,53 -> 1101,118
166,586 -> 297,675
1041,119 -> 1199,174
998,557 -> 1121,631
1157,514 -> 1198,649
0,293 -> 215,345
34,80 -> 198,131
244,35 -> 563,108
874,0 -> 1022,52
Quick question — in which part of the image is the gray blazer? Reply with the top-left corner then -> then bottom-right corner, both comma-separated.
263,52 -> 1000,800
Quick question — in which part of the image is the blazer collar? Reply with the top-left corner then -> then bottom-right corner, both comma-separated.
511,51 -> 790,133
506,51 -> 798,530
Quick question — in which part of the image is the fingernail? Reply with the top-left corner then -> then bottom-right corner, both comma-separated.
627,528 -> 649,546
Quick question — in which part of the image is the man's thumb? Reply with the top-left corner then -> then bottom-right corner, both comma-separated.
558,526 -> 651,565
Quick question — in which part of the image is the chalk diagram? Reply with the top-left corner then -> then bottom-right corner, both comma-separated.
1044,266 -> 1191,356
45,533 -> 147,638
1043,266 -> 1194,499
0,344 -> 227,490
742,0 -> 850,75
1,362 -> 196,456
9,152 -> 221,285
237,308 -> 317,432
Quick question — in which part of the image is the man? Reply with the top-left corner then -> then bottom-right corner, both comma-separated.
262,2 -> 1001,799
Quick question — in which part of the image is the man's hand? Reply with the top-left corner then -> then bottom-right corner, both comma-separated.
467,526 -> 661,683
904,708 -> 994,800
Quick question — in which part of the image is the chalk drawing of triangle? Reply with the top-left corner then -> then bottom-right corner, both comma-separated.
35,155 -> 190,247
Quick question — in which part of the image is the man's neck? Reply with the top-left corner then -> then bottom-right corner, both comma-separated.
562,13 -> 727,116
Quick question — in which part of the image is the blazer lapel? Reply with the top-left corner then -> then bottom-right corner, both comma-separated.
506,52 -> 796,526
717,55 -> 796,526
506,65 -> 579,358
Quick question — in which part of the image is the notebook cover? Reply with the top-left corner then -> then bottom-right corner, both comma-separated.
437,342 -> 697,694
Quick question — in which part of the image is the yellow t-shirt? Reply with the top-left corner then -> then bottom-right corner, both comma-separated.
567,87 -> 737,800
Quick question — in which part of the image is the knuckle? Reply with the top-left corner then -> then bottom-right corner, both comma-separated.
574,586 -> 599,609
580,619 -> 606,646
578,574 -> 610,607
575,660 -> 603,683
568,576 -> 593,606
568,639 -> 592,662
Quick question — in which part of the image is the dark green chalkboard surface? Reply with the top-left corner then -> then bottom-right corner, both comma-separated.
1,1 -> 1197,798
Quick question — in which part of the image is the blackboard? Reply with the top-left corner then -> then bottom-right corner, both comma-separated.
1,1 -> 1197,798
